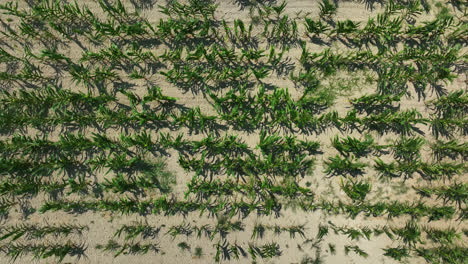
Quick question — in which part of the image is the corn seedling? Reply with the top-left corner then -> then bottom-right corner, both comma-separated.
96,239 -> 159,257
0,223 -> 87,241
430,139 -> 467,160
3,241 -> 86,263
340,178 -> 372,202
318,0 -> 337,19
331,134 -> 379,157
383,246 -> 410,261
344,245 -> 368,258
324,155 -> 367,176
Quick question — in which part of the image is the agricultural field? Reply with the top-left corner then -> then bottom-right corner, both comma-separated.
0,0 -> 467,263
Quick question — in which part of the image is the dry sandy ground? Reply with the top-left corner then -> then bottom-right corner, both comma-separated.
0,0 -> 466,263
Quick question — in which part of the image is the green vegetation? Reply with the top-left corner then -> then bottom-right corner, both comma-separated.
0,0 -> 466,263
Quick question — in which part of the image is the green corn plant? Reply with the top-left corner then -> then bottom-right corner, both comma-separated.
252,223 -> 266,240
415,245 -> 468,264
0,223 -> 87,241
331,134 -> 378,157
327,221 -> 372,241
70,65 -> 119,87
167,223 -> 193,239
319,0 -> 337,19
363,109 -> 429,136
264,15 -> 298,43
213,216 -> 244,239
383,246 -> 410,261
96,239 -> 159,257
333,20 -> 361,37
248,242 -> 281,261
427,89 -> 467,119
431,116 -> 467,139
430,139 -> 467,160
350,93 -> 402,114
0,197 -> 16,217
240,48 -> 265,62
194,246 -> 203,258
100,173 -> 136,194
142,86 -> 178,104
317,224 -> 329,240
424,226 -> 461,245
391,221 -> 422,248
0,2 -> 26,18
258,130 -> 320,157
177,242 -> 190,252
3,241 -> 86,263
251,66 -> 271,81
214,240 -> 246,262
172,107 -> 217,132
194,224 -> 213,239
114,222 -> 160,241
35,47 -> 73,64
271,1 -> 287,17
433,182 -> 468,209
374,158 -> 426,180
419,162 -> 466,181
340,178 -> 372,202
267,45 -> 288,67
324,155 -> 367,176
97,0 -> 134,22
252,223 -> 305,239
158,132 -> 187,149
344,245 -> 368,258
304,18 -> 329,36
390,136 -> 425,161
285,225 -> 306,238
233,18 -> 253,42
0,178 -> 43,196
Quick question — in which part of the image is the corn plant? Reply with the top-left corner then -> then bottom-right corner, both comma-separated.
96,239 -> 159,257
344,245 -> 368,258
363,109 -> 429,136
350,93 -> 402,114
194,246 -> 203,258
431,117 -> 467,139
383,246 -> 410,261
263,15 -> 298,43
419,162 -> 466,181
114,222 -> 160,241
332,20 -> 361,38
391,221 -> 422,248
167,223 -> 193,239
430,139 -> 467,160
233,18 -> 253,43
0,223 -> 87,241
324,155 -> 367,176
331,134 -> 380,157
304,18 -> 329,37
214,240 -> 246,262
419,182 -> 468,209
390,136 -> 425,161
415,245 -> 468,264
427,89 -> 467,119
248,242 -> 281,261
424,226 -> 461,245
318,0 -> 337,19
252,223 -> 305,239
2,241 -> 86,263
0,197 -> 15,218
327,221 -> 373,241
340,178 -> 372,202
